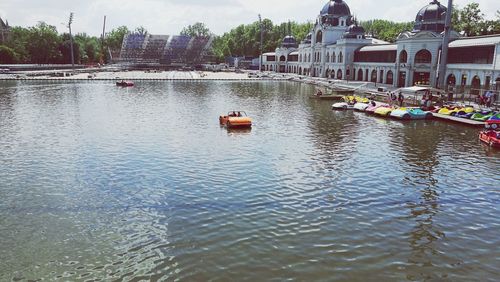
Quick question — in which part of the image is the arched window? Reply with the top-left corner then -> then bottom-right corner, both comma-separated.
279,55 -> 286,62
399,50 -> 408,63
446,74 -> 456,86
326,53 -> 330,63
371,70 -> 377,83
414,49 -> 432,64
337,69 -> 343,80
338,52 -> 343,63
386,70 -> 394,85
316,30 -> 323,43
357,69 -> 363,81
471,75 -> 481,95
332,52 -> 336,63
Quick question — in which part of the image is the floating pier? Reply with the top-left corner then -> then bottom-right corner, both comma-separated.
432,113 -> 486,127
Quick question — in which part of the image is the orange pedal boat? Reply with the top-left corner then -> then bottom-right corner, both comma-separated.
479,120 -> 500,148
219,111 -> 252,128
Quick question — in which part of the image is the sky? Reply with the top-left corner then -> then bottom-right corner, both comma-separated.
0,0 -> 498,36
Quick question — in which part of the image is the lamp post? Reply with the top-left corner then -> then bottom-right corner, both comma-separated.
437,0 -> 453,89
68,12 -> 75,70
259,14 -> 263,72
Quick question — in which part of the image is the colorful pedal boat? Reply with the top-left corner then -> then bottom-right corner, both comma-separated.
479,120 -> 500,148
353,103 -> 370,111
488,113 -> 500,121
471,111 -> 496,122
116,80 -> 134,87
343,96 -> 369,104
365,104 -> 387,114
219,111 -> 252,128
374,106 -> 394,117
332,102 -> 355,110
390,108 -> 433,120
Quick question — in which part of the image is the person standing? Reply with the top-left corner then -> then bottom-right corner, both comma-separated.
485,90 -> 493,107
398,92 -> 404,107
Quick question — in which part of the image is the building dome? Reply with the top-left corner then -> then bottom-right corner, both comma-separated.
413,0 -> 447,33
321,0 -> 351,17
282,35 -> 298,48
343,24 -> 365,39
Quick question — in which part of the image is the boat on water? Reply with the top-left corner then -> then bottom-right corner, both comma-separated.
353,102 -> 370,112
219,111 -> 252,128
390,107 -> 433,120
343,96 -> 369,104
479,120 -> 500,148
471,111 -> 497,122
365,103 -> 389,114
374,106 -> 394,117
116,80 -> 134,87
488,113 -> 500,121
332,102 -> 355,110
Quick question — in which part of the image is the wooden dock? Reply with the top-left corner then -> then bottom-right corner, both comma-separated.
432,113 -> 486,127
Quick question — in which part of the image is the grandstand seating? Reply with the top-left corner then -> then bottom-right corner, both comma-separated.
119,33 -> 214,65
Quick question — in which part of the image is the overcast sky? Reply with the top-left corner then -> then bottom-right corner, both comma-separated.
0,0 -> 498,36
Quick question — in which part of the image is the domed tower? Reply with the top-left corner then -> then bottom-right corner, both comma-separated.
282,35 -> 298,49
313,0 -> 353,45
320,0 -> 353,27
413,0 -> 447,33
343,24 -> 365,39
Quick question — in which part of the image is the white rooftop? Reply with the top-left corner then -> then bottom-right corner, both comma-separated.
449,35 -> 500,48
358,44 -> 397,52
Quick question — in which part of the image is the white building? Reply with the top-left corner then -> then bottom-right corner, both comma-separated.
261,0 -> 500,93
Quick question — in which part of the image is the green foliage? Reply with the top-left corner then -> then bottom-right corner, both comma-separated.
134,26 -> 148,36
211,19 -> 313,62
75,33 -> 101,64
4,26 -> 29,63
458,3 -> 484,36
0,45 -> 18,63
180,22 -> 212,37
26,22 -> 62,64
105,26 -> 130,51
452,3 -> 500,36
360,20 -> 413,43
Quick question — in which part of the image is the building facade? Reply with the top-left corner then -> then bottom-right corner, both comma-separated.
261,0 -> 500,92
0,17 -> 10,44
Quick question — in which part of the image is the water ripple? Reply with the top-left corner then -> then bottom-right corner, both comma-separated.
0,81 -> 499,281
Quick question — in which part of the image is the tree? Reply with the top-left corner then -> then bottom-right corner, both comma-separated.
452,3 -> 500,36
180,22 -> 212,37
105,26 -> 129,51
458,3 -> 484,36
26,22 -> 62,64
75,33 -> 101,64
134,26 -> 148,36
360,20 -> 413,43
0,45 -> 18,63
4,26 -> 29,63
59,33 -> 80,64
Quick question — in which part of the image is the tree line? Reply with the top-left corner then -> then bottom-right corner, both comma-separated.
0,22 -> 140,65
0,2 -> 498,64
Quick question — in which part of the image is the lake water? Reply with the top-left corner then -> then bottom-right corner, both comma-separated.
0,81 -> 499,281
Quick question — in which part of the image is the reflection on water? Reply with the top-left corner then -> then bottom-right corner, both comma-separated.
0,81 -> 499,281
